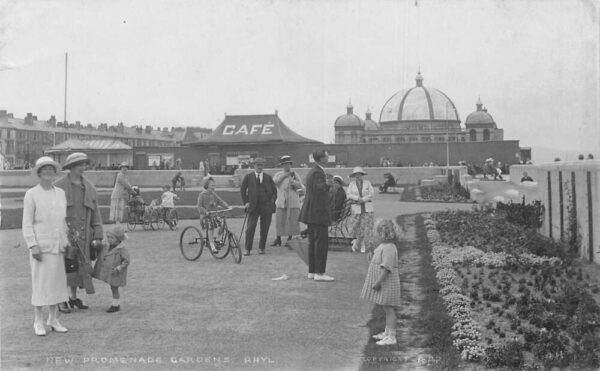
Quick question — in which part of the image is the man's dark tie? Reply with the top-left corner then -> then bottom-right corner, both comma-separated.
257,174 -> 261,184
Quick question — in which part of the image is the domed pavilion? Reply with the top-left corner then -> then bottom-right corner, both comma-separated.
334,71 -> 504,144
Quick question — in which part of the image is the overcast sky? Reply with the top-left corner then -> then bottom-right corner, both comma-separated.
0,0 -> 598,152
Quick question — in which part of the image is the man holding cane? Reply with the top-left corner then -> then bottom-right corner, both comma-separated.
240,157 -> 277,256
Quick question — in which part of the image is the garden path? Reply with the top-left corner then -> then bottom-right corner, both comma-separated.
360,215 -> 439,371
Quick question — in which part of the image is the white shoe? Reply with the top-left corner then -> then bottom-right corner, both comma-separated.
314,274 -> 335,281
360,246 -> 366,254
47,320 -> 68,333
372,331 -> 387,340
307,273 -> 315,279
34,321 -> 46,336
376,335 -> 397,346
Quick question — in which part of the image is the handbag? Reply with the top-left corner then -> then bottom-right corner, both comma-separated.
64,257 -> 79,273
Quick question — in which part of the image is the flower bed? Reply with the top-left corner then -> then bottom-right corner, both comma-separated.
416,183 -> 473,203
424,211 -> 600,369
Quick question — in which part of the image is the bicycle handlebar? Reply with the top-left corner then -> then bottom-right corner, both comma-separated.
207,208 -> 233,214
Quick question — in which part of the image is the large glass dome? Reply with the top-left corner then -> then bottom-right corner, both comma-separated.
379,72 -> 460,123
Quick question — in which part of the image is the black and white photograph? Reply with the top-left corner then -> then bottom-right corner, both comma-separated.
1,0 -> 599,370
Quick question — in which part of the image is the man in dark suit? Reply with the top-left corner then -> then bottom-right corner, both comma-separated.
299,150 -> 334,281
240,157 -> 277,255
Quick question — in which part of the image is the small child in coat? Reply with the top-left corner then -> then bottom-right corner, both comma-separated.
93,225 -> 130,313
360,219 -> 402,346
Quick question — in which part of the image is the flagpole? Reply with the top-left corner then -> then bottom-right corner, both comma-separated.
64,52 -> 68,126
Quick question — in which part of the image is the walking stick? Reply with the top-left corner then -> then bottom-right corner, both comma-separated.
237,210 -> 248,246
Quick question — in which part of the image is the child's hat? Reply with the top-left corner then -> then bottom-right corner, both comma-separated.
106,225 -> 127,242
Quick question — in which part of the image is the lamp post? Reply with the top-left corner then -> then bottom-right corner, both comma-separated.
445,102 -> 456,183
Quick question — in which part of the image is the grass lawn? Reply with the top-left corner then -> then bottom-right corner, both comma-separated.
1,218 -> 373,370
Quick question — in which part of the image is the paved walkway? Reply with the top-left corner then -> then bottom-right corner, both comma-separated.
1,193 -> 474,370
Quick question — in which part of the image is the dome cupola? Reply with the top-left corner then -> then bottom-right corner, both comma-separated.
334,100 -> 364,128
364,107 -> 379,131
465,97 -> 497,127
379,71 -> 460,124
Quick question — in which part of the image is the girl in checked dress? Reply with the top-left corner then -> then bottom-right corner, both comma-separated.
360,219 -> 402,345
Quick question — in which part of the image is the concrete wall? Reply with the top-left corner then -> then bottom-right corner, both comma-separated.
0,170 -> 233,189
234,166 -> 468,187
509,162 -> 600,263
130,140 -> 521,170
1,166 -> 468,189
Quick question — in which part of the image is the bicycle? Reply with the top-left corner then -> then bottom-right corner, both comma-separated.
179,208 -> 242,264
150,205 -> 179,231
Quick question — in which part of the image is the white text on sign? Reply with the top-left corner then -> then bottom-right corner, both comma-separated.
222,124 -> 275,135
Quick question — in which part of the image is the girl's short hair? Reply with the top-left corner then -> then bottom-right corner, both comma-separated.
203,177 -> 214,189
374,219 -> 400,242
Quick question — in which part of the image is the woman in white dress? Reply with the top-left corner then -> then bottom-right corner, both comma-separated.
347,167 -> 375,253
22,156 -> 70,336
109,162 -> 132,224
272,155 -> 304,247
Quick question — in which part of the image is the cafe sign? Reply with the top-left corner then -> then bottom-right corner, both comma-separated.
222,123 -> 275,135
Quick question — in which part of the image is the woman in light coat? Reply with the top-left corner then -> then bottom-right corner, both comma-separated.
272,155 -> 304,247
346,167 -> 375,253
22,156 -> 69,336
109,162 -> 132,224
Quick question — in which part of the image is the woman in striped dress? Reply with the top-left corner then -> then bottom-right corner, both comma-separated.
360,219 -> 402,346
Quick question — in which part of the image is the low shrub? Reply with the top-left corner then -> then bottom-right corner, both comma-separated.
484,340 -> 525,369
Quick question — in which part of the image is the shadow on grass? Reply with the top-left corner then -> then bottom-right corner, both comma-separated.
413,214 -> 461,370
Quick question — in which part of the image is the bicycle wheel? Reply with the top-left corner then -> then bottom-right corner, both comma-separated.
209,230 -> 229,259
228,232 -> 242,264
127,210 -> 136,231
179,226 -> 204,261
157,210 -> 165,230
168,210 -> 178,231
149,209 -> 160,230
143,209 -> 152,230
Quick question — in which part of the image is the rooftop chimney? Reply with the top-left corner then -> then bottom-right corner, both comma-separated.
25,113 -> 34,125
0,110 -> 7,118
48,115 -> 57,126
145,125 -> 152,134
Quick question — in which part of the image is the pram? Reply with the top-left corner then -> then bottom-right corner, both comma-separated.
328,199 -> 353,250
126,186 -> 152,231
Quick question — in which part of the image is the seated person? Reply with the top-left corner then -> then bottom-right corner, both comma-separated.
521,172 -> 534,182
160,185 -> 179,220
172,172 -> 185,191
379,173 -> 397,193
197,177 -> 229,253
329,175 -> 347,222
